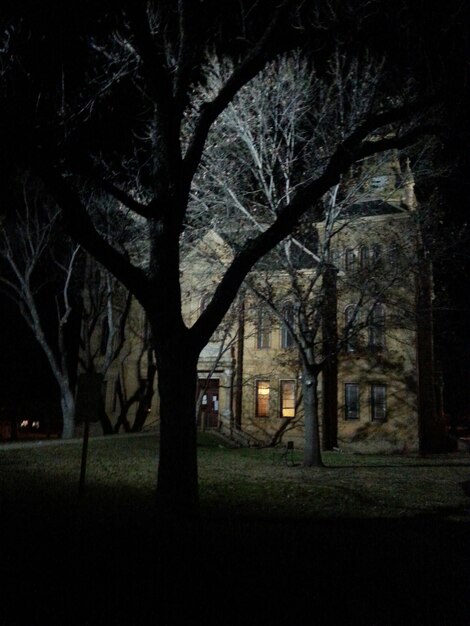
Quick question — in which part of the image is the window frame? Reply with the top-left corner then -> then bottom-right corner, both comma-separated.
280,303 -> 295,349
344,383 -> 360,420
256,308 -> 271,349
280,379 -> 296,418
370,384 -> 387,421
345,248 -> 357,273
255,379 -> 270,417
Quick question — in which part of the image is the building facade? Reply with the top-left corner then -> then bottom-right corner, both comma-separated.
91,155 -> 443,452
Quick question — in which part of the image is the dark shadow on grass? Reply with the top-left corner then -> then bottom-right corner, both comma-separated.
1,494 -> 469,625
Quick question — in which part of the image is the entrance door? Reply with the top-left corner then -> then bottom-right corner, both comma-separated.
197,378 -> 220,429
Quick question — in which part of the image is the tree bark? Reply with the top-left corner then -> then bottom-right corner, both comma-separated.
416,255 -> 446,452
154,345 -> 199,518
321,266 -> 339,450
302,364 -> 324,467
60,387 -> 76,439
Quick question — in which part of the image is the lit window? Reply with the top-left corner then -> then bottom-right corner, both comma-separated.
255,380 -> 270,417
369,303 -> 385,351
256,309 -> 271,349
345,383 -> 360,420
371,384 -> 387,421
281,303 -> 295,349
280,380 -> 296,418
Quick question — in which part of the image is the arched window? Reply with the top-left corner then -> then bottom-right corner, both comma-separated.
280,303 -> 295,349
256,308 -> 271,349
369,303 -> 385,350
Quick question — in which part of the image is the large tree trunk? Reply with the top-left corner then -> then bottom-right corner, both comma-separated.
302,364 -> 324,467
416,254 -> 447,452
321,265 -> 338,450
155,347 -> 199,518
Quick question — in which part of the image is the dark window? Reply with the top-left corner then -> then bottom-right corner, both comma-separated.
345,248 -> 357,272
369,303 -> 385,350
345,384 -> 360,420
371,244 -> 383,265
281,303 -> 295,349
255,380 -> 270,417
360,246 -> 369,269
256,309 -> 271,349
280,380 -> 296,418
371,384 -> 387,421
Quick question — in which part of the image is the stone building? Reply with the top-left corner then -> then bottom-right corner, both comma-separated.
92,154 -> 443,452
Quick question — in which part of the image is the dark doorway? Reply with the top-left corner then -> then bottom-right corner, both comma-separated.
197,378 -> 220,429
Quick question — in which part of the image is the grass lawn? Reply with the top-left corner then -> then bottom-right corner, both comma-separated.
1,432 -> 469,625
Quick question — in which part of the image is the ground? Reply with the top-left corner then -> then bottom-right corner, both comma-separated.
0,432 -> 469,625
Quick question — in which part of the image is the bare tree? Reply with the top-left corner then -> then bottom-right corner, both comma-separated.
188,52 -> 439,465
78,255 -> 133,434
1,3 -> 438,516
0,184 -> 80,438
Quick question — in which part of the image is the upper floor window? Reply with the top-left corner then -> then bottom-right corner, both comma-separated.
345,383 -> 360,420
280,380 -> 296,418
360,246 -> 369,270
368,303 -> 385,351
280,303 -> 295,349
371,243 -> 383,266
256,308 -> 271,349
345,248 -> 357,273
255,380 -> 270,417
371,384 -> 387,421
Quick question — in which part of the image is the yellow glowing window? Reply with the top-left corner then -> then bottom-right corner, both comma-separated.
280,380 -> 295,418
255,380 -> 270,417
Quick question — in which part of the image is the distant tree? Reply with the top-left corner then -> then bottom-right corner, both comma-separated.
0,180 -> 80,438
